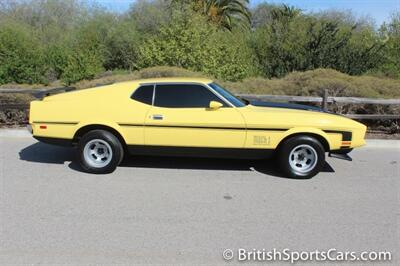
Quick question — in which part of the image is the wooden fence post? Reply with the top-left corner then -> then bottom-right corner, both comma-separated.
322,89 -> 328,111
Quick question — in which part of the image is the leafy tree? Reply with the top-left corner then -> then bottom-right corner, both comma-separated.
376,12 -> 400,78
251,4 -> 305,77
171,0 -> 251,30
338,25 -> 386,75
0,0 -> 398,85
128,0 -> 171,33
138,11 -> 255,80
61,49 -> 103,85
0,21 -> 47,84
104,19 -> 141,71
59,11 -> 112,84
303,18 -> 353,70
251,5 -> 386,78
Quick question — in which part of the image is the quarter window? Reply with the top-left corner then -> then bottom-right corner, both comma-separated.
131,85 -> 154,105
154,84 -> 227,108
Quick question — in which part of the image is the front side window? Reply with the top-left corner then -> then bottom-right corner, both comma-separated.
131,85 -> 154,105
154,84 -> 228,108
208,83 -> 246,107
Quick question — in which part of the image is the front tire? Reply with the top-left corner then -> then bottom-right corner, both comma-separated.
77,130 -> 124,174
277,135 -> 325,178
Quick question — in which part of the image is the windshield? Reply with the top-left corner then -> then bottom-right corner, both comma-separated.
208,83 -> 246,107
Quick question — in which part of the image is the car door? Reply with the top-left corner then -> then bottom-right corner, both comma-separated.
120,84 -> 154,145
144,83 -> 246,148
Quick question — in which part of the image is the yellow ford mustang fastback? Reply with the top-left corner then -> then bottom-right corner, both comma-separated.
29,77 -> 366,177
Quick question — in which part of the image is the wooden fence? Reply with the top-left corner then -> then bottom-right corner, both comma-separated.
1,87 -> 400,120
238,93 -> 400,120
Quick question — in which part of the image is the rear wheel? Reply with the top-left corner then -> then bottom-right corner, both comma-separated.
77,130 -> 124,174
277,135 -> 325,178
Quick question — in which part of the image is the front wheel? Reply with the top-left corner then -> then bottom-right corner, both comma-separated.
77,130 -> 124,174
277,135 -> 325,178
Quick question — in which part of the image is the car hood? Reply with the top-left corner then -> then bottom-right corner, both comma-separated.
250,101 -> 324,112
241,102 -> 365,131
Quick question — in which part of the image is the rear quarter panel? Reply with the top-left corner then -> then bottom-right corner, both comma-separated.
30,82 -> 149,145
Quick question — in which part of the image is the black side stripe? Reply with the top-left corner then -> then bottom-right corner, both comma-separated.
118,124 -> 353,140
324,130 -> 352,141
33,121 -> 78,125
118,123 -> 288,131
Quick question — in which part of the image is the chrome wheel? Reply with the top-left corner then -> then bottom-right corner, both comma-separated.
288,144 -> 318,173
83,139 -> 113,168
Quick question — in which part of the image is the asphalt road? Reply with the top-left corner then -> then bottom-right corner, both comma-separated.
0,134 -> 399,265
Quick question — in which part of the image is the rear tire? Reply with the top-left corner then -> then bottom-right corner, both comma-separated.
77,130 -> 124,174
277,135 -> 325,178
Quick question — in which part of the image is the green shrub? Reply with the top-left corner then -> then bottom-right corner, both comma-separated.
44,42 -> 72,82
373,13 -> 400,79
0,0 -> 399,86
61,50 -> 104,85
104,19 -> 141,71
0,21 -> 47,84
59,13 -> 112,85
138,12 -> 256,81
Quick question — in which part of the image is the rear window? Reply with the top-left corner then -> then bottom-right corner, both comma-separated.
131,85 -> 154,105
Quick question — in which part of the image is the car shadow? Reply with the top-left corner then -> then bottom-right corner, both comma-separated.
19,142 -> 335,179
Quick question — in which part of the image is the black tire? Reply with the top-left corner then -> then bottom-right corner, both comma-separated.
277,135 -> 325,178
77,129 -> 124,174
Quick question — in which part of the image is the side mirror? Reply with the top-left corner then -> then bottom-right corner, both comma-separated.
209,101 -> 223,110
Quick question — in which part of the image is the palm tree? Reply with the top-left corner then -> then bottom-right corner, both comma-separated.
172,0 -> 251,31
270,4 -> 301,22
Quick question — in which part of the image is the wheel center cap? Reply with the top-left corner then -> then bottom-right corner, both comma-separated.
298,153 -> 305,161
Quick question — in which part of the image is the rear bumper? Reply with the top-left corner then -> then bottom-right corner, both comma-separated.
33,136 -> 73,147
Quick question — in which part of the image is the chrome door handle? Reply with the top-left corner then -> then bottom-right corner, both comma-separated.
152,114 -> 163,120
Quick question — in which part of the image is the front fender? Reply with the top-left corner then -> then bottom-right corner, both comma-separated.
277,127 -> 334,151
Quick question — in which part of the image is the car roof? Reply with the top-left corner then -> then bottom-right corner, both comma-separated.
116,77 -> 214,86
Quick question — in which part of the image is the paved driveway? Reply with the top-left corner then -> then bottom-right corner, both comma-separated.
0,135 -> 399,265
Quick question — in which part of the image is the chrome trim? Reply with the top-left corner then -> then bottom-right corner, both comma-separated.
204,83 -> 235,108
32,121 -> 78,125
139,82 -> 235,108
151,84 -> 156,106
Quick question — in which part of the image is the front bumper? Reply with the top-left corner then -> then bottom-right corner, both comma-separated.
329,152 -> 352,161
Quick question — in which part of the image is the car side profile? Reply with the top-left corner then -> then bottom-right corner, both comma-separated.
28,77 -> 367,178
